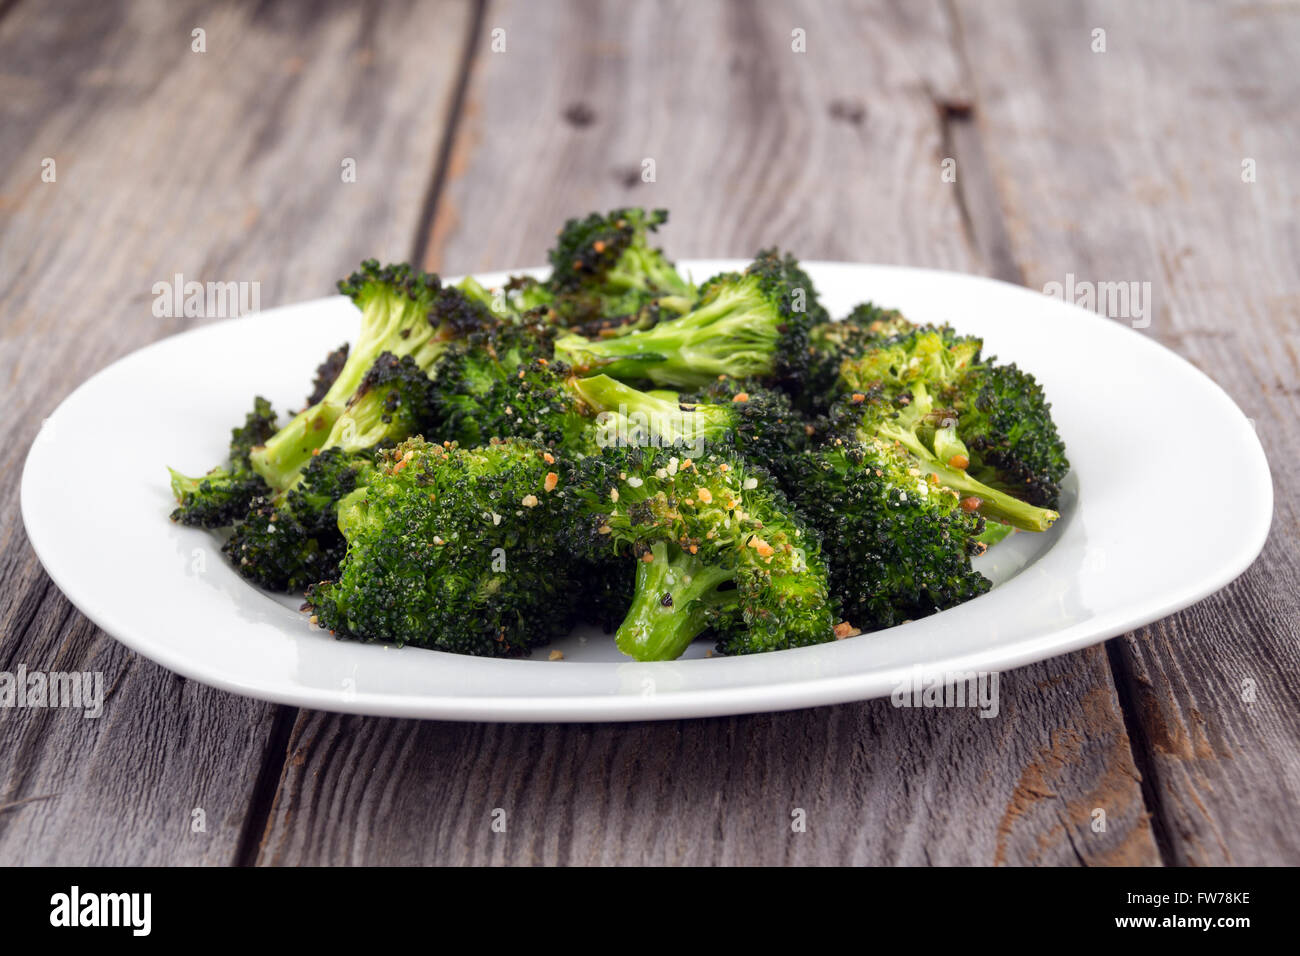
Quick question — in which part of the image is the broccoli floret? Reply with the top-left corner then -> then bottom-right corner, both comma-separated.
310,351 -> 440,464
429,320 -> 565,445
168,396 -> 277,527
835,326 -> 1060,532
545,208 -> 695,322
573,374 -> 811,479
948,362 -> 1069,509
803,304 -> 913,406
554,249 -> 826,388
569,446 -> 836,660
305,343 -> 350,407
784,438 -> 990,631
432,324 -> 597,452
249,261 -> 494,492
168,469 -> 266,528
223,448 -> 374,592
307,438 -> 576,656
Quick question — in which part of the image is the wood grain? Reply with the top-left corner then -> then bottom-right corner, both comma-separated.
261,647 -> 1151,865
954,0 -> 1300,863
255,0 -> 1158,866
0,0 -> 474,864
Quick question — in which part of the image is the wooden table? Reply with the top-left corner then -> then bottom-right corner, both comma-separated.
2,0 -> 1296,866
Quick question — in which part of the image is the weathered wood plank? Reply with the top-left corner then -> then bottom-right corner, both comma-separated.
261,647 -> 1151,865
0,0 -> 474,864
954,0 -> 1300,863
257,0 -> 1158,866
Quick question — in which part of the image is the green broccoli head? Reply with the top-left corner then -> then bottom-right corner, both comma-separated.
569,445 -> 836,660
168,468 -> 267,528
310,351 -> 440,461
307,437 -> 576,656
833,326 -> 1060,532
249,262 -> 495,492
569,374 -> 811,481
304,343 -> 350,407
223,448 -> 374,592
168,396 -> 277,527
802,304 -> 915,407
553,249 -> 827,389
433,330 -> 597,453
545,208 -> 695,323
785,438 -> 990,631
949,362 -> 1069,509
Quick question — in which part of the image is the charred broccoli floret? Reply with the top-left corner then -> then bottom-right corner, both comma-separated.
306,438 -> 576,656
223,448 -> 374,592
543,208 -> 695,323
569,446 -> 836,660
573,374 -> 811,480
802,303 -> 913,406
432,327 -> 597,452
168,396 -> 277,527
554,249 -> 826,388
249,262 -> 494,492
947,362 -> 1069,509
305,343 -> 350,407
785,438 -> 990,631
834,326 -> 1060,531
308,351 -> 440,466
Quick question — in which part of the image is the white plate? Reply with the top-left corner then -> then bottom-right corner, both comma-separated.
21,263 -> 1272,721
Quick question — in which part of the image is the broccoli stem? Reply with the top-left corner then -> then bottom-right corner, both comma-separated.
931,422 -> 971,468
569,374 -> 728,449
976,519 -> 1016,549
875,422 -> 1058,531
615,542 -> 733,661
250,403 -> 344,491
556,285 -> 776,386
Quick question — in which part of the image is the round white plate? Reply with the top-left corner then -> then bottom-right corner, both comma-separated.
21,262 -> 1273,721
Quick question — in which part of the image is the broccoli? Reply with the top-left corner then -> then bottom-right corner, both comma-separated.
309,351 -> 440,465
306,437 -> 576,656
573,373 -> 811,479
834,326 -> 1060,532
784,438 -> 991,631
223,448 -> 374,592
431,320 -> 597,452
569,445 -> 836,660
249,261 -> 494,492
168,396 -> 277,527
305,343 -> 350,407
554,249 -> 827,389
803,303 -> 913,406
947,362 -> 1069,509
544,208 -> 695,323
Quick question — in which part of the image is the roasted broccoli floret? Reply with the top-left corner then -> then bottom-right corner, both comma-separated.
168,396 -> 277,527
573,374 -> 811,479
306,438 -> 576,656
249,261 -> 494,492
223,448 -> 374,592
554,249 -> 826,388
947,362 -> 1069,509
431,326 -> 597,452
803,303 -> 913,406
308,351 -> 439,465
834,326 -> 1060,531
569,446 -> 836,660
785,438 -> 990,631
305,343 -> 350,407
543,208 -> 695,323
